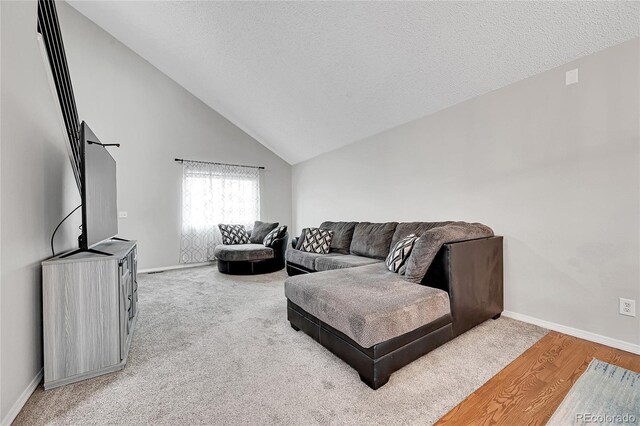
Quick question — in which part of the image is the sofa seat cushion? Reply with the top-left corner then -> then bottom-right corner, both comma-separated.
214,244 -> 274,262
286,249 -> 343,271
284,263 -> 451,348
315,254 -> 382,272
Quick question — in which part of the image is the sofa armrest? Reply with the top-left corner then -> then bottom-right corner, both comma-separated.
292,228 -> 309,250
422,236 -> 503,337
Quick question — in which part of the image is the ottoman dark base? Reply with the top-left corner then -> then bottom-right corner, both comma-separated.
285,261 -> 313,276
287,300 -> 453,389
217,259 -> 284,275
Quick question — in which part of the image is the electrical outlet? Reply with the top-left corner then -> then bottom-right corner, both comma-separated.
619,298 -> 636,317
118,211 -> 128,218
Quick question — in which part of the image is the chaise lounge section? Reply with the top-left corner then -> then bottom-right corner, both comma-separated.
284,221 -> 503,389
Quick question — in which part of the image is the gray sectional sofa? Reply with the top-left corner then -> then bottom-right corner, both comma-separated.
284,221 -> 503,389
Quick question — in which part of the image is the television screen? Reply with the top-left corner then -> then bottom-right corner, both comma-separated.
81,122 -> 118,248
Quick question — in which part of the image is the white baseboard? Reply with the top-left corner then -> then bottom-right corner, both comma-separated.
1,368 -> 43,426
503,310 -> 640,355
139,261 -> 215,274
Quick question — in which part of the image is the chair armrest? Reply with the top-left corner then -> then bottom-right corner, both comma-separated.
291,228 -> 309,250
269,233 -> 289,261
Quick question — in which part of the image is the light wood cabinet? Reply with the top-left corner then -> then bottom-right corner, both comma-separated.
42,240 -> 138,389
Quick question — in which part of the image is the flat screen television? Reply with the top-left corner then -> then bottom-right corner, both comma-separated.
80,122 -> 119,249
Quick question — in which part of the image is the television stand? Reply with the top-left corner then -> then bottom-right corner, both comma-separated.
42,239 -> 138,389
59,247 -> 111,258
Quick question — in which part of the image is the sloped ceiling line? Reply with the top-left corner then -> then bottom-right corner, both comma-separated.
68,1 -> 640,164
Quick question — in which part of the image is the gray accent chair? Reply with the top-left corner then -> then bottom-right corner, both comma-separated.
215,224 -> 288,275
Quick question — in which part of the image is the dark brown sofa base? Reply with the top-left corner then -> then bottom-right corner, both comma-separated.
217,259 -> 284,275
286,236 -> 504,388
285,262 -> 313,276
288,300 -> 453,389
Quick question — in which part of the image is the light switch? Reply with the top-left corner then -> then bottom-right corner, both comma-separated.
119,211 -> 128,218
566,68 -> 579,85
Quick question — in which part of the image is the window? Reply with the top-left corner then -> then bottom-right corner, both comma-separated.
180,161 -> 260,263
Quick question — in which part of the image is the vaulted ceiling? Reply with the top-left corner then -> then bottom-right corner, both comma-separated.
68,1 -> 640,164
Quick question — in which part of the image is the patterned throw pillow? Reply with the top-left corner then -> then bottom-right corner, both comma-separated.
263,225 -> 287,247
218,224 -> 250,245
300,228 -> 333,254
385,234 -> 419,274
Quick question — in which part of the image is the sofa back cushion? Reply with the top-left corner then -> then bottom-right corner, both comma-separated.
350,222 -> 398,259
390,222 -> 452,248
403,222 -> 494,283
295,228 -> 309,250
250,221 -> 279,244
319,221 -> 358,254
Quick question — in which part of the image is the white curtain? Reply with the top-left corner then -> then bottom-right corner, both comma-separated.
180,160 -> 260,263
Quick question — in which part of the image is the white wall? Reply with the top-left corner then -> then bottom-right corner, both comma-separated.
292,39 -> 640,348
1,1 -> 81,423
56,2 -> 292,270
1,1 -> 291,422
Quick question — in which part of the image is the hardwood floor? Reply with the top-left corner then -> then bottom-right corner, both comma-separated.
436,331 -> 640,426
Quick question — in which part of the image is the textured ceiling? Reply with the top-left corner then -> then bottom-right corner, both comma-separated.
67,1 -> 640,164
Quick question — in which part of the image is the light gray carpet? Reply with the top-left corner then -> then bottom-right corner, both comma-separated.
15,266 -> 547,425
